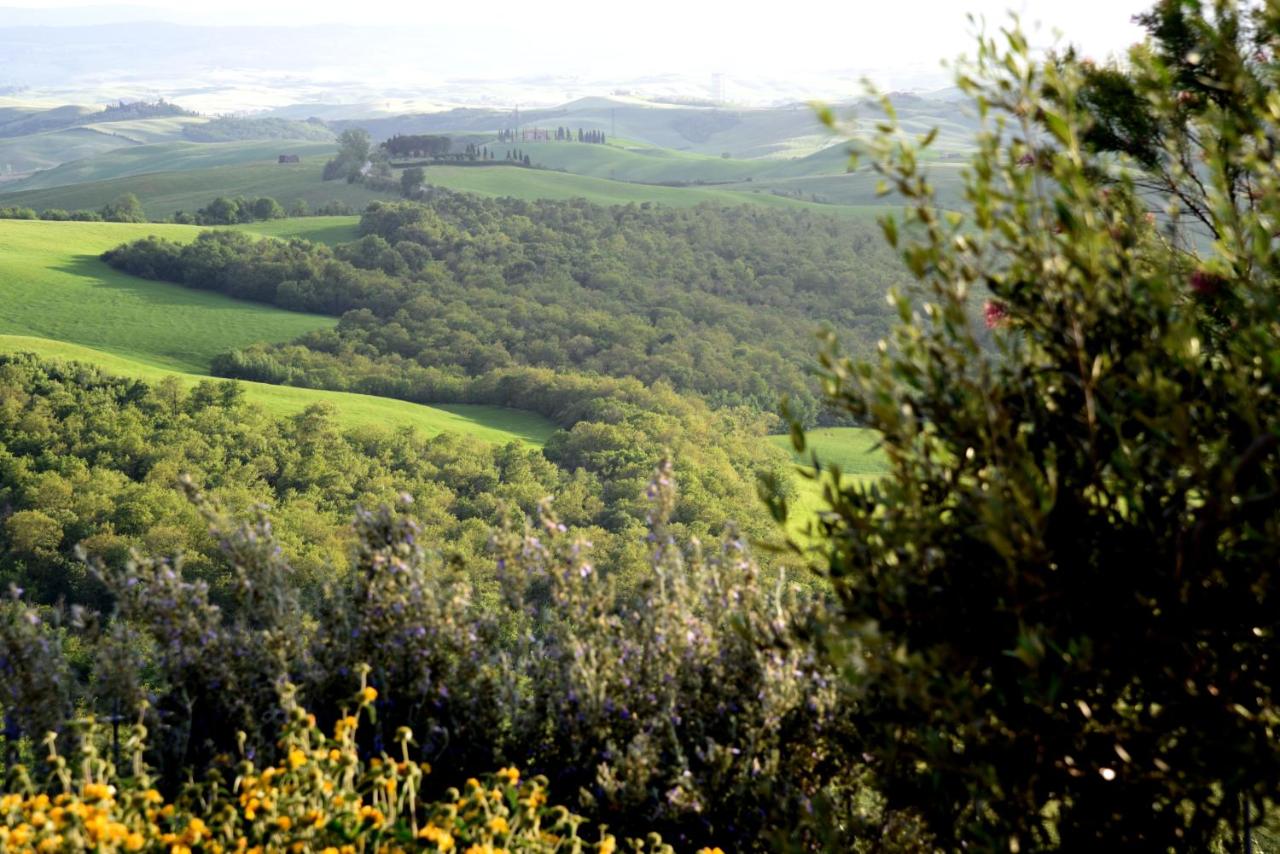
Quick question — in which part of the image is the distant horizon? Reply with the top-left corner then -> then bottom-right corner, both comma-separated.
0,1 -> 1150,111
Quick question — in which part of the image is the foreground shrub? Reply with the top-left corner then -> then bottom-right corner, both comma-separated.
0,684 -> 664,853
798,3 -> 1280,851
0,463 -> 863,851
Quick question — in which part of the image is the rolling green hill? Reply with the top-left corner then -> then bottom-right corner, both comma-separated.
505,140 -> 785,183
0,218 -> 555,444
5,140 -> 340,192
412,163 -> 879,215
0,155 -> 382,218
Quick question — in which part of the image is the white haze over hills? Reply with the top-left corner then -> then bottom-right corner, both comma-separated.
0,1 -> 1149,115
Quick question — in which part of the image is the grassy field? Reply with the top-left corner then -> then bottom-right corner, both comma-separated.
509,141 -> 785,183
0,155 -> 384,218
769,426 -> 887,475
415,164 -> 880,217
0,219 -> 333,372
0,335 -> 555,445
237,215 -> 361,245
768,427 -> 888,541
0,128 -> 140,180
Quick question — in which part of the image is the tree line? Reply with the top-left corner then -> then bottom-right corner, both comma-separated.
496,126 -> 607,144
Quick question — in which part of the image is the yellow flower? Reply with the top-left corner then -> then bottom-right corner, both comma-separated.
495,767 -> 520,786
419,824 -> 456,851
288,748 -> 308,769
276,816 -> 293,832
83,783 -> 115,802
598,836 -> 617,854
487,816 -> 509,835
125,831 -> 146,851
696,849 -> 726,854
361,686 -> 378,703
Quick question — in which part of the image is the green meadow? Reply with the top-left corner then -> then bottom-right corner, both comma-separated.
0,218 -> 332,371
0,219 -> 556,445
413,163 -> 881,217
768,426 -> 888,539
769,425 -> 887,475
236,214 -> 362,245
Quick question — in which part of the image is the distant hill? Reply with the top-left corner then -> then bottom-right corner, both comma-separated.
182,116 -> 335,143
0,153 -> 383,218
3,140 -> 339,192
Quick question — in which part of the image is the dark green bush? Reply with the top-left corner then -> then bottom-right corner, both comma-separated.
799,4 -> 1280,850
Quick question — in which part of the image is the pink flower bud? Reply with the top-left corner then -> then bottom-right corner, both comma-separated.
984,300 -> 1009,329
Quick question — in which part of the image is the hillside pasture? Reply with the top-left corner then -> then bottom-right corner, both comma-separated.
0,218 -> 333,372
236,215 -> 361,245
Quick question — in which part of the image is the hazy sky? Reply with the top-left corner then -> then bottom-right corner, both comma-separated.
4,0 -> 1152,82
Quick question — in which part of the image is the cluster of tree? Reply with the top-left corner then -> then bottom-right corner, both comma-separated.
0,206 -> 106,222
1,193 -> 145,223
503,149 -> 533,165
182,115 -> 333,143
495,126 -> 606,144
381,133 -> 451,158
0,353 -> 783,619
322,128 -> 375,182
172,195 -> 286,225
104,194 -> 902,424
89,98 -> 197,122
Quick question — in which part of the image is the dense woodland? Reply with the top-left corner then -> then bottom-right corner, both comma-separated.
0,355 -> 786,614
104,192 -> 903,423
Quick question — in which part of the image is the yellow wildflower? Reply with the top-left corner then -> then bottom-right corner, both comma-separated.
598,836 -> 617,854
83,782 -> 115,801
487,816 -> 510,835
361,686 -> 378,703
276,816 -> 293,832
